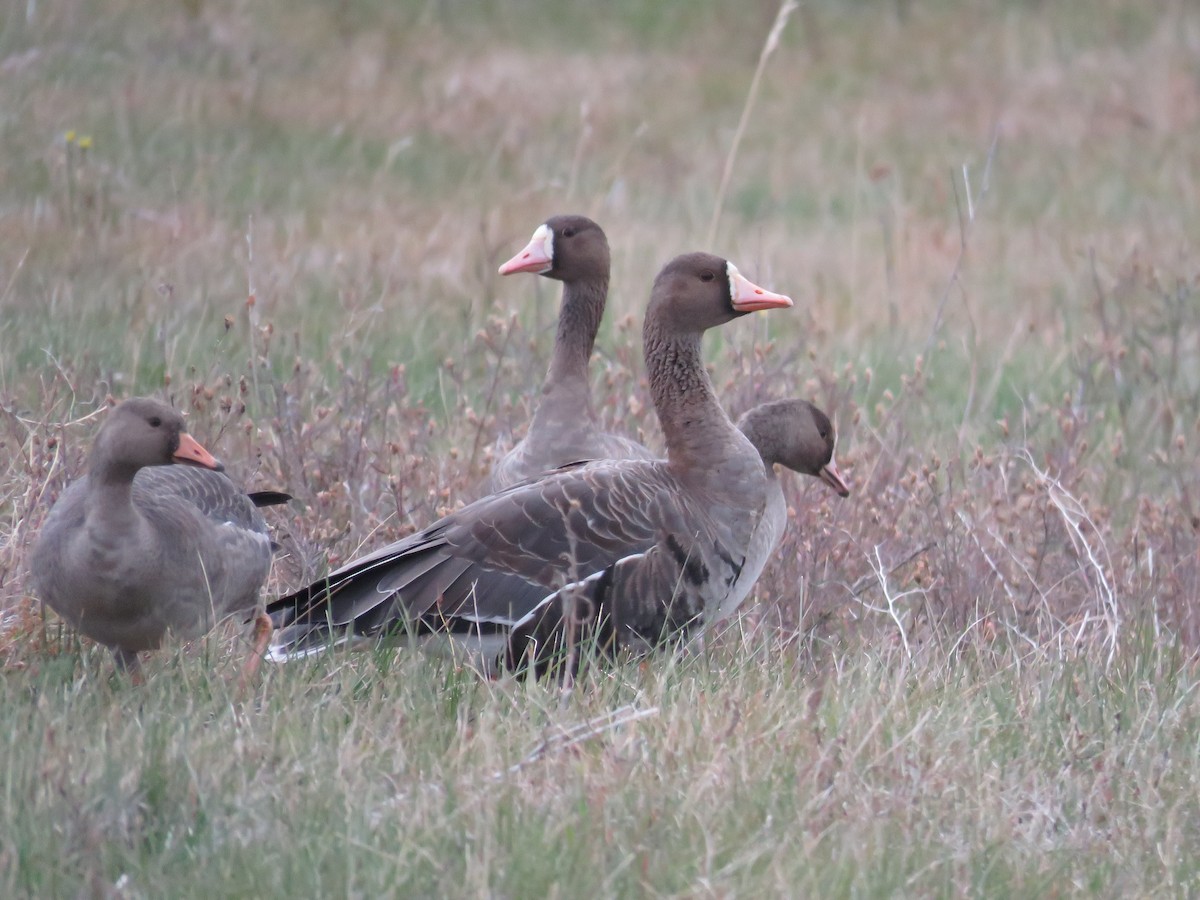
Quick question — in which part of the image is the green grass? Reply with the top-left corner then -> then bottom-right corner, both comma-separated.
3,0 -> 1200,895
4,630 -> 1199,896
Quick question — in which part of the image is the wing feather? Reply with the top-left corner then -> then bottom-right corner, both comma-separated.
269,459 -> 674,655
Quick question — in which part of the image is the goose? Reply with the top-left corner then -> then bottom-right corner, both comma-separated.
268,252 -> 794,672
378,400 -> 851,674
730,399 -> 849,620
342,399 -> 848,675
30,397 -> 277,677
489,215 -> 656,489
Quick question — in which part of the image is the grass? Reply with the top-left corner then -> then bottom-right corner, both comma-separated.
4,633 -> 1200,895
2,0 -> 1200,895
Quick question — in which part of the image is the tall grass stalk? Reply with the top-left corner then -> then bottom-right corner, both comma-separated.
705,0 -> 798,247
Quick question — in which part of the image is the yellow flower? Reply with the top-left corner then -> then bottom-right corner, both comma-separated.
78,136 -> 93,150
65,130 -> 76,144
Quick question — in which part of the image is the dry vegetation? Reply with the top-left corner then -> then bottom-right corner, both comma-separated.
1,0 -> 1199,895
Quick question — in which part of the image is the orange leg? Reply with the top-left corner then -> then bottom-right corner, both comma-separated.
238,612 -> 273,693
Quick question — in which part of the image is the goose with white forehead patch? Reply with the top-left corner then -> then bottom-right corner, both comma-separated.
489,214 -> 656,491
267,252 -> 795,674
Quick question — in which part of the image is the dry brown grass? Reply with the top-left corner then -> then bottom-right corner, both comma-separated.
1,1 -> 1199,894
2,0 -> 1197,676
1,0 -> 1197,668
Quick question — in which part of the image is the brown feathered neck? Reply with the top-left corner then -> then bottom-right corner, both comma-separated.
546,273 -> 606,384
643,317 -> 745,474
531,271 -> 608,428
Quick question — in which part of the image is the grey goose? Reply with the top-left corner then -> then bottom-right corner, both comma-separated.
267,252 -> 795,672
386,398 -> 850,675
729,399 -> 849,622
489,214 -> 656,490
31,398 -> 277,677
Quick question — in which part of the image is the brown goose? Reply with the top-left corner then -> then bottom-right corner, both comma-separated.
313,399 -> 848,675
268,252 -> 795,671
31,398 -> 276,676
730,399 -> 850,620
489,215 -> 655,489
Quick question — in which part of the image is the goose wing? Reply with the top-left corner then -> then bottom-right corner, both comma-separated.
267,458 -> 673,653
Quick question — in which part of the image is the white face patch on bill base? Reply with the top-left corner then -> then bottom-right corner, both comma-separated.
725,262 -> 794,313
726,261 -> 741,307
497,223 -> 556,276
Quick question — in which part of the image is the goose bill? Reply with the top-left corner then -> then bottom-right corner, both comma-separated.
819,460 -> 850,497
498,223 -> 554,275
173,433 -> 224,471
727,264 -> 793,312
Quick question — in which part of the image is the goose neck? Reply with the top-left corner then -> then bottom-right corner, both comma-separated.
645,327 -> 738,470
545,276 -> 606,385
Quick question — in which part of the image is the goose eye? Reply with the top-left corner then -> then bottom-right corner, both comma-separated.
819,429 -> 829,440
148,416 -> 163,428
561,227 -> 576,238
700,271 -> 715,283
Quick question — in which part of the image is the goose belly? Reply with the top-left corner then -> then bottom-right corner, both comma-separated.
711,484 -> 785,622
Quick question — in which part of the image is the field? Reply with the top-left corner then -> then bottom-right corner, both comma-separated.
2,0 -> 1200,895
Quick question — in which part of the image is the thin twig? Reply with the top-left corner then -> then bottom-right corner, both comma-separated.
566,101 -> 592,202
957,510 -> 1016,603
922,125 -> 1001,357
492,704 -> 659,781
366,704 -> 659,827
467,311 -> 517,477
836,540 -> 933,598
245,216 -> 261,404
706,0 -> 798,247
867,544 -> 914,660
1019,450 -> 1120,666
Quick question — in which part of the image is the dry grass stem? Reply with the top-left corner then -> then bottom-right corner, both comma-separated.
705,0 -> 799,247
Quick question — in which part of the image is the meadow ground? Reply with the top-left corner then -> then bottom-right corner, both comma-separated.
1,0 -> 1199,895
